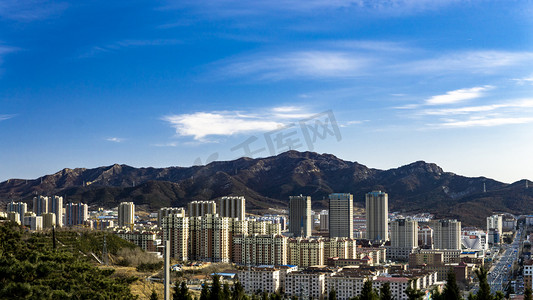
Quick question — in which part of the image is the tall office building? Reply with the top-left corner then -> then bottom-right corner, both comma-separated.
118,202 -> 135,228
220,196 -> 245,221
289,195 -> 312,237
7,201 -> 27,224
158,207 -> 185,227
365,191 -> 389,241
188,201 -> 216,217
328,193 -> 353,238
48,196 -> 63,227
433,219 -> 461,250
33,195 -> 48,216
65,202 -> 88,226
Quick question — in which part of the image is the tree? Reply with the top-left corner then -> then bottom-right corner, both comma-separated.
405,281 -> 425,300
232,280 -> 246,300
174,281 -> 192,300
379,282 -> 393,300
329,288 -> 337,300
222,283 -> 231,300
474,268 -> 492,300
359,280 -> 379,300
210,275 -> 222,300
200,283 -> 210,300
524,288 -> 532,300
443,270 -> 462,300
150,289 -> 159,300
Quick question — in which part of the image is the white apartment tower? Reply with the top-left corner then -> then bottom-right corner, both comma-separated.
433,219 -> 461,250
7,201 -> 27,224
329,193 -> 353,238
48,196 -> 63,227
289,195 -> 312,237
65,202 -> 88,226
219,196 -> 245,221
487,214 -> 503,234
365,191 -> 389,241
118,202 -> 135,228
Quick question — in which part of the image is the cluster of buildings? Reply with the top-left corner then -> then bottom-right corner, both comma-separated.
3,191 -> 520,298
5,196 -> 89,230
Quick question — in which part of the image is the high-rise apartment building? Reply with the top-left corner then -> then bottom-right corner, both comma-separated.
388,218 -> 419,260
158,207 -> 185,227
319,211 -> 329,231
329,193 -> 353,238
7,201 -> 27,224
33,195 -> 48,216
65,202 -> 88,226
219,196 -> 245,221
289,195 -> 312,238
42,212 -> 56,229
432,219 -> 461,250
487,214 -> 503,245
287,238 -> 325,267
118,202 -> 135,228
187,200 -> 216,217
162,214 -> 189,261
365,191 -> 389,241
232,234 -> 288,266
48,196 -> 63,227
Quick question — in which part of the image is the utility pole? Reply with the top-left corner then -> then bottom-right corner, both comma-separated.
164,240 -> 170,300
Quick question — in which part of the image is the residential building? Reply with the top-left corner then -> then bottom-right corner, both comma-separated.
365,191 -> 389,241
418,226 -> 433,249
118,202 -> 135,228
319,211 -> 329,231
6,201 -> 27,224
48,196 -> 63,227
487,214 -> 503,245
32,195 -> 48,215
115,229 -> 160,252
388,218 -> 418,261
329,193 -> 353,238
285,267 -> 332,299
289,195 -> 312,238
232,234 -> 288,266
187,200 -> 216,217
65,202 -> 88,226
323,237 -> 357,259
288,238 -> 324,267
238,267 -> 281,295
162,214 -> 189,260
219,196 -> 245,220
433,219 -> 461,250
7,211 -> 21,225
157,207 -> 185,227
42,212 -> 56,229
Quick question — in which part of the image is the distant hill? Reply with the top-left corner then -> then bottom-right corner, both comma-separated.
1,150 -> 532,227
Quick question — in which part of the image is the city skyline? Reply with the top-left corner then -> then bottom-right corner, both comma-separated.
1,1 -> 533,183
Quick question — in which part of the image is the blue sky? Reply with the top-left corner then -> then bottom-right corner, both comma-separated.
1,0 -> 533,183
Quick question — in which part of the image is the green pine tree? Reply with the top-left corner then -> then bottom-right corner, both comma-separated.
232,280 -> 246,300
443,270 -> 462,300
329,288 -> 337,300
200,283 -> 210,300
474,268 -> 493,300
360,280 -> 379,300
210,275 -> 222,300
174,281 -> 192,300
379,282 -> 393,300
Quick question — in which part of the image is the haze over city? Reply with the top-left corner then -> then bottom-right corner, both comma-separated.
1,0 -> 533,183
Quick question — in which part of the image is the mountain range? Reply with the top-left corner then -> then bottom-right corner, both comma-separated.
1,150 -> 532,227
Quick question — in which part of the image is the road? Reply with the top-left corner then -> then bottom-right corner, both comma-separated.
487,228 -> 522,293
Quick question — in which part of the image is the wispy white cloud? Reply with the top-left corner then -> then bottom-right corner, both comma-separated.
106,137 -> 125,143
0,0 -> 67,22
79,39 -> 181,58
0,114 -> 16,121
436,116 -> 533,128
217,50 -> 372,80
425,86 -> 493,106
162,106 -> 316,141
402,51 -> 533,74
421,99 -> 533,115
513,75 -> 533,85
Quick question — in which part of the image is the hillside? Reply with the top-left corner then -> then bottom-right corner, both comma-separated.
1,151 -> 532,226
